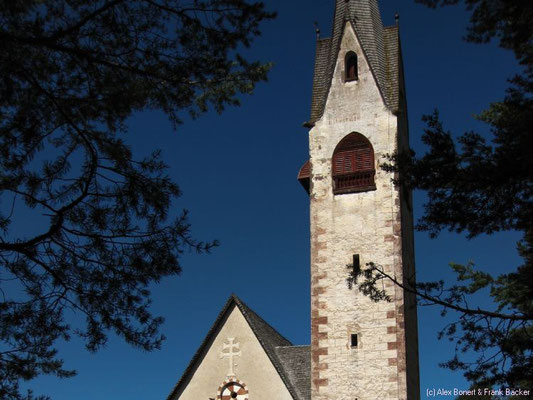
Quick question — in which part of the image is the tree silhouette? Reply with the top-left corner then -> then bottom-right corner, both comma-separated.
350,0 -> 532,395
0,1 -> 275,399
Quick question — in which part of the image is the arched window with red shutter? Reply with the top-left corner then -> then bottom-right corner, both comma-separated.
332,132 -> 376,194
345,51 -> 358,82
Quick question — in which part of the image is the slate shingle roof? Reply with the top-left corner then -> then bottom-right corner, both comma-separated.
309,0 -> 401,124
310,38 -> 332,125
275,346 -> 311,400
166,295 -> 310,400
383,26 -> 400,110
232,298 -> 312,400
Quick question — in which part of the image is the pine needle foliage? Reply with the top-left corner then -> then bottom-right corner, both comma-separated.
349,0 -> 532,396
0,1 -> 275,399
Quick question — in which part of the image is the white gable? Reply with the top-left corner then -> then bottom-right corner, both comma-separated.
171,304 -> 293,400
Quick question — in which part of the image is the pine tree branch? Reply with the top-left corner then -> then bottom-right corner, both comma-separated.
360,263 -> 533,321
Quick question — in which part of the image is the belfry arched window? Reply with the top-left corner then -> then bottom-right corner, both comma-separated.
345,51 -> 358,81
332,132 -> 375,194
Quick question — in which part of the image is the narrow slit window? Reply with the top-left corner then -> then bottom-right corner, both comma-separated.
345,51 -> 358,81
351,334 -> 358,348
352,254 -> 360,276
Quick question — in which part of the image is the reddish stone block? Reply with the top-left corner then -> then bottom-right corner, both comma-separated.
317,362 -> 328,370
316,347 -> 328,355
313,286 -> 326,295
313,378 -> 329,388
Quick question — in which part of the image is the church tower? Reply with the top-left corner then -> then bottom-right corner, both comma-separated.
298,1 -> 420,399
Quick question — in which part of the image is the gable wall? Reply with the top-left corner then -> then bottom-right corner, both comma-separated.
172,305 -> 292,400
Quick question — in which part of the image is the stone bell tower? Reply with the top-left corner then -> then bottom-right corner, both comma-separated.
298,1 -> 420,399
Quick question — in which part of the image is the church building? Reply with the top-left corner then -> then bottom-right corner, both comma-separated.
166,0 -> 420,399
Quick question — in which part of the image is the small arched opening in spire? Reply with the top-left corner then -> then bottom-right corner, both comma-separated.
332,132 -> 376,194
345,51 -> 358,82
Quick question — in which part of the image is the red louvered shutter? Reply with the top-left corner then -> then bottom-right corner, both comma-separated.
298,160 -> 311,194
333,153 -> 343,175
332,133 -> 376,194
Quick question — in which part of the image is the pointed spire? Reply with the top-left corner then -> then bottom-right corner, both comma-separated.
329,0 -> 386,88
308,0 -> 401,124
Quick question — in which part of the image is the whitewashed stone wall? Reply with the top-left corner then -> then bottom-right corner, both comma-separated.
309,22 -> 418,400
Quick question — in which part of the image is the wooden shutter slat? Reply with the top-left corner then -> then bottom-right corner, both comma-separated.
332,133 -> 375,194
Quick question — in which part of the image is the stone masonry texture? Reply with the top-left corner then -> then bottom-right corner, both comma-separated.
309,21 -> 420,400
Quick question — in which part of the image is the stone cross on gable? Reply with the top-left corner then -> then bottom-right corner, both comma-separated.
220,337 -> 241,378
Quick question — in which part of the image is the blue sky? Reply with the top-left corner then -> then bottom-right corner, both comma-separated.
23,0 -> 524,399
